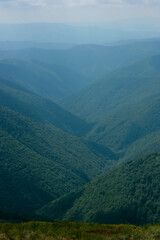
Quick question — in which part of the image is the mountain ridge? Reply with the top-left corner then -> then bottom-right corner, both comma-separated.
62,55 -> 160,122
37,153 -> 160,225
0,79 -> 117,220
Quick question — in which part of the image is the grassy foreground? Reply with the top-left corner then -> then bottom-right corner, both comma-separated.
0,222 -> 160,240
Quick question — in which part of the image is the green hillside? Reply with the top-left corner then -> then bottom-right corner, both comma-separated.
86,97 -> 160,160
0,59 -> 88,101
0,80 -> 117,220
61,55 -> 160,163
38,153 -> 160,225
0,77 -> 91,136
0,106 -> 116,219
1,42 -> 160,225
1,40 -> 160,79
62,55 -> 160,122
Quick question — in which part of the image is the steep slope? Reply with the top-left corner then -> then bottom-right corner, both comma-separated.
0,78 -> 91,136
86,97 -> 160,160
38,153 -> 160,225
0,106 -> 116,219
1,40 -> 160,79
62,55 -> 160,122
0,81 -> 116,219
0,59 -> 88,101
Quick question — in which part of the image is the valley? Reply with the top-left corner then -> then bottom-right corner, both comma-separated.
0,38 -> 160,228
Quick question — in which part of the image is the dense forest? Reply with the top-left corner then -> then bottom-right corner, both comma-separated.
0,39 -> 160,226
38,153 -> 160,225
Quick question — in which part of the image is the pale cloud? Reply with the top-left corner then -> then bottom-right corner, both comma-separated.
0,0 -> 123,7
65,0 -> 123,7
0,0 -> 160,23
1,0 -> 160,8
124,0 -> 160,4
0,0 -> 47,7
142,0 -> 160,3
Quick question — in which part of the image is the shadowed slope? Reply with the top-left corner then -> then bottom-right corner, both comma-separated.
0,80 -> 116,219
0,59 -> 88,101
38,153 -> 160,225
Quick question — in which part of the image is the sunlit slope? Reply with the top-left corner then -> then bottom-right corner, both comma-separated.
62,55 -> 160,122
86,97 -> 160,160
38,153 -> 160,225
0,59 -> 88,101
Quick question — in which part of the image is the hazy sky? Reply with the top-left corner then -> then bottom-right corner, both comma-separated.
0,0 -> 160,23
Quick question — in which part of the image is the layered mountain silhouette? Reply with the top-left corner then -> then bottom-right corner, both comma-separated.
0,40 -> 160,224
1,40 -> 160,79
0,59 -> 89,101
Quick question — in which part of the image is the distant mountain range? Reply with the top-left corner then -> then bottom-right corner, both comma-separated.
0,41 -> 76,50
0,59 -> 89,101
1,40 -> 160,80
0,22 -> 160,44
62,55 -> 160,121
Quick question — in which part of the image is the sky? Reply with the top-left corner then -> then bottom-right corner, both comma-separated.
0,0 -> 160,23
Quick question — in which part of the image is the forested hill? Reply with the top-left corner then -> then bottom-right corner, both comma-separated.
0,79 -> 117,220
0,77 -> 91,136
0,59 -> 89,101
62,55 -> 160,122
0,39 -> 160,224
86,97 -> 160,162
37,153 -> 160,225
